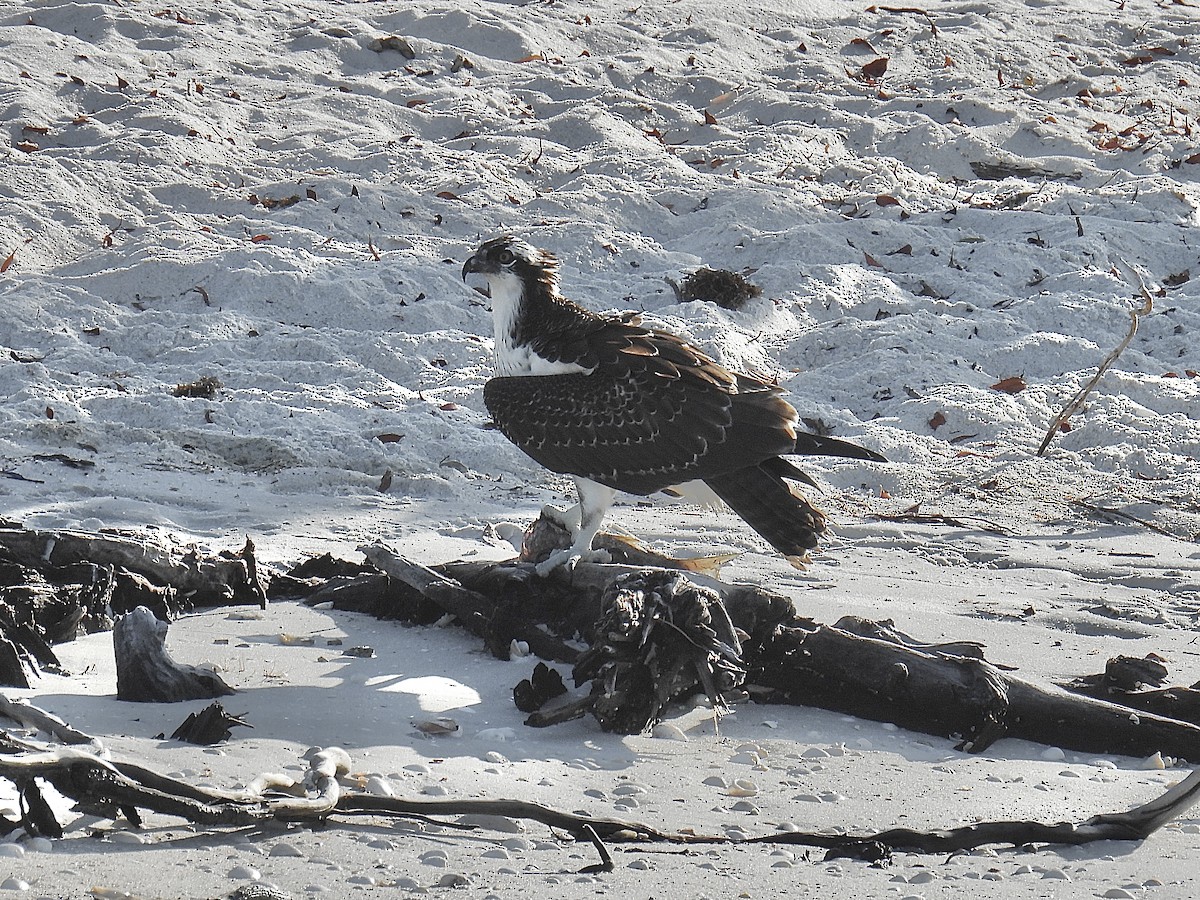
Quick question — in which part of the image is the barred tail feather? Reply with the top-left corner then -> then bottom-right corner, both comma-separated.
703,464 -> 825,562
793,432 -> 886,462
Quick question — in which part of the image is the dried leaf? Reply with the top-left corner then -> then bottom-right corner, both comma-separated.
250,234 -> 271,243
928,410 -> 947,430
516,52 -> 545,63
863,251 -> 883,268
370,35 -> 416,58
703,109 -> 718,125
876,194 -> 900,206
1,249 -> 14,273
436,190 -> 463,201
860,57 -> 889,80
991,375 -> 1026,394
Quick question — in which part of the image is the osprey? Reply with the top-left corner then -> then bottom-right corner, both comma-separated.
462,235 -> 884,574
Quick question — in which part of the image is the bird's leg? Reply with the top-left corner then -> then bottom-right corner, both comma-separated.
540,501 -> 581,533
536,478 -> 617,576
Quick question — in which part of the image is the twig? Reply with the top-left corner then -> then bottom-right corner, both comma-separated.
1069,498 -> 1192,542
866,511 -> 1012,535
751,768 -> 1200,853
1038,268 -> 1155,456
579,823 -> 615,873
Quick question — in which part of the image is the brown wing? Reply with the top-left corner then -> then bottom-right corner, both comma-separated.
483,321 -> 799,495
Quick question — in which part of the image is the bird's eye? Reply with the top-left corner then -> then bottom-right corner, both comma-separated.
497,249 -> 515,265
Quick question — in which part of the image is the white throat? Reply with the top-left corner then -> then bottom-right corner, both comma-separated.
486,271 -> 591,378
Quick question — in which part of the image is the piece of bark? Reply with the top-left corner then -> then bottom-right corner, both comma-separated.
170,702 -> 252,744
113,607 -> 235,702
513,662 -> 567,713
0,638 -> 31,689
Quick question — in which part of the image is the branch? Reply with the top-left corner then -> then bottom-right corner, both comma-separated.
1038,268 -> 1155,456
2,742 -> 1196,856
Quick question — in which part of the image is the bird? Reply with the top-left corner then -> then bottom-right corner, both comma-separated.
461,235 -> 885,574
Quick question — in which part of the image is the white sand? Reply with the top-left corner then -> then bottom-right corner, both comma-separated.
1,0 -> 1198,896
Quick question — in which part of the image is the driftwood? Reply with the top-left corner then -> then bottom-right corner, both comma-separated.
278,517 -> 1200,764
1,515 -> 1197,857
113,607 -> 235,702
2,701 -> 1198,856
0,525 -> 267,608
170,702 -> 252,744
0,525 -> 267,687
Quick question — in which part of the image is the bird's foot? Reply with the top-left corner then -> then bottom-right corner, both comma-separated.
535,546 -> 612,578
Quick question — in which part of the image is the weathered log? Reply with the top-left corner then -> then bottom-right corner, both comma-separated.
113,607 -> 235,702
347,529 -> 1200,761
0,694 -> 98,747
0,526 -> 267,609
749,621 -> 1200,759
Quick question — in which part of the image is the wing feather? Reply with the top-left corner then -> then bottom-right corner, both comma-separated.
484,320 -> 798,495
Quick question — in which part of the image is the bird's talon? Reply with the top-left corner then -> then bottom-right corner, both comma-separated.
535,547 -> 610,577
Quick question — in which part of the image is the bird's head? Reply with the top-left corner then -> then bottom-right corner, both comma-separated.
461,236 -> 560,298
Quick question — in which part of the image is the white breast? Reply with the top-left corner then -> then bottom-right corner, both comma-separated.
487,270 -> 593,378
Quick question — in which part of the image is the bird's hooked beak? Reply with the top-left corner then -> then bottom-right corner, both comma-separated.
461,252 -> 488,282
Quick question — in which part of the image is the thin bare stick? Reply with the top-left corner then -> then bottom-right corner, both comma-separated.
579,823 -> 615,873
1038,267 -> 1155,456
